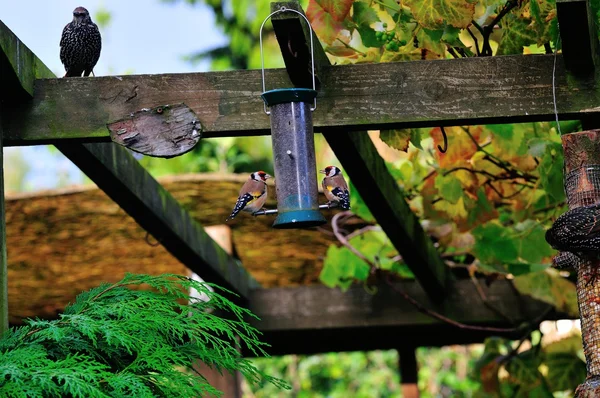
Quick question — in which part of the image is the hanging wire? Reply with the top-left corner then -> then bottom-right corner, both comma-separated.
552,30 -> 562,136
259,6 -> 317,114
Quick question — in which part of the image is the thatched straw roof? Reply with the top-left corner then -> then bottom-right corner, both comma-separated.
6,174 -> 340,323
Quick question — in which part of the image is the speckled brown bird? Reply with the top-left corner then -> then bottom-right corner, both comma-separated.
320,166 -> 350,210
226,171 -> 272,221
60,6 -> 102,77
546,204 -> 600,260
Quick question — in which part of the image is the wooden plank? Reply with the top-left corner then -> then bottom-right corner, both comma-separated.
557,0 -> 599,76
0,20 -> 54,101
3,53 -> 600,145
326,132 -> 452,299
270,1 -> 328,88
108,103 -> 202,158
0,111 -> 7,334
0,25 -> 258,301
245,279 -> 566,356
56,142 -> 260,300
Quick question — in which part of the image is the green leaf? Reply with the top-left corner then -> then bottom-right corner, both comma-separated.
497,13 -> 538,55
537,141 -> 565,202
545,352 -> 586,392
506,349 -> 543,385
435,174 -> 463,204
380,129 -> 411,152
416,27 -> 446,55
357,25 -> 382,47
403,0 -> 476,29
472,222 -> 518,264
513,269 -> 579,317
349,180 -> 376,222
545,334 -> 583,356
514,221 -> 556,263
320,245 -> 372,290
353,1 -> 379,26
307,0 -> 353,44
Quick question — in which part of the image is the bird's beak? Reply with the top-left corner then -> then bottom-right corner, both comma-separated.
265,174 -> 273,179
319,169 -> 326,174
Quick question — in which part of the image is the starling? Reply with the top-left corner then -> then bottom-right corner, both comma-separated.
546,204 -> 600,260
60,7 -> 102,77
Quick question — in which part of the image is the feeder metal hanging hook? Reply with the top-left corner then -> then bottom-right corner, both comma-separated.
259,6 -> 317,115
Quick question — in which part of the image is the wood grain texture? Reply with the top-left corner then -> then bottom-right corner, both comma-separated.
245,279 -> 567,355
0,20 -> 54,101
108,103 -> 202,158
55,143 -> 259,301
557,0 -> 599,76
4,54 -> 600,145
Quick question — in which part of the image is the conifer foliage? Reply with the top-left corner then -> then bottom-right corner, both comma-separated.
0,273 -> 288,397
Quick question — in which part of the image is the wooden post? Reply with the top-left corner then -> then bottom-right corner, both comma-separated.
192,225 -> 241,398
399,346 -> 420,398
561,131 -> 600,397
0,111 -> 7,334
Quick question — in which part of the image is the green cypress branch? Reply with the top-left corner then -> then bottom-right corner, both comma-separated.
0,273 -> 289,397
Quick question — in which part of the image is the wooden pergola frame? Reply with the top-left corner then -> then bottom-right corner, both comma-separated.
0,0 -> 596,392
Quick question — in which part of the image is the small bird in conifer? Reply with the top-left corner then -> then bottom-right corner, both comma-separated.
320,166 -> 350,210
60,6 -> 102,77
226,171 -> 272,221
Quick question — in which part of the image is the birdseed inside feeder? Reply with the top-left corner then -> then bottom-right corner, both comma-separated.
259,7 -> 326,229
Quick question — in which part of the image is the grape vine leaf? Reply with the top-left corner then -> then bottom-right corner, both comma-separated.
403,0 -> 476,29
380,129 -> 411,152
349,180 -> 376,222
307,0 -> 353,44
497,13 -> 538,55
513,269 -> 579,317
545,352 -> 586,392
435,173 -> 463,204
320,245 -> 371,290
472,222 -> 518,264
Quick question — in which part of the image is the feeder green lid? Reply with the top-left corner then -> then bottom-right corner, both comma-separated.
262,88 -> 317,107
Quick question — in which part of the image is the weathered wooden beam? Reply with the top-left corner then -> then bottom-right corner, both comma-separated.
268,1 -> 450,300
327,132 -> 452,299
270,1 -> 328,88
2,53 -> 599,145
0,20 -> 54,102
0,111 -> 7,334
557,0 -> 599,76
245,279 -> 566,356
0,20 -> 259,300
56,142 -> 260,300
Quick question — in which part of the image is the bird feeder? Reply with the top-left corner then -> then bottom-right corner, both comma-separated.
259,7 -> 326,229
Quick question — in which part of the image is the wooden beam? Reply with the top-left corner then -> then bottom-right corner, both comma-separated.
557,0 -> 599,76
2,53 -> 599,145
270,1 -> 328,88
0,20 -> 54,101
268,1 -> 450,300
0,20 -> 258,301
399,346 -> 420,398
0,110 -> 7,334
56,142 -> 260,300
245,279 -> 566,356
